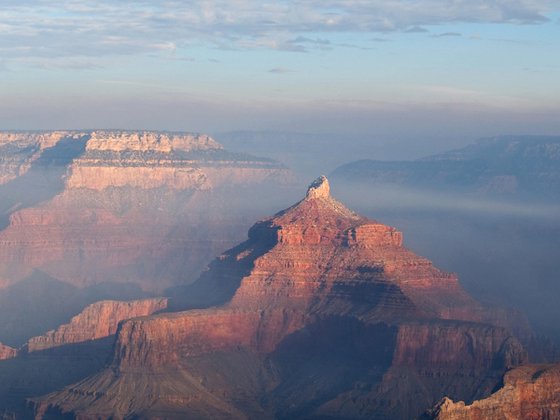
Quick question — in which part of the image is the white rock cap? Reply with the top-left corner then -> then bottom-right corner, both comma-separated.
306,175 -> 330,199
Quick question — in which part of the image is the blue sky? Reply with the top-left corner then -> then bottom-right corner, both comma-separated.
1,0 -> 559,154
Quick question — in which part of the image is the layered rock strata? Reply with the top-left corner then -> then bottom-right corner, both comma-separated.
26,298 -> 168,352
427,364 -> 560,419
0,130 -> 291,293
31,177 -> 530,419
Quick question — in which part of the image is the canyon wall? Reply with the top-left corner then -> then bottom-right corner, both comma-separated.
26,298 -> 168,352
0,130 -> 292,296
428,364 -> 560,419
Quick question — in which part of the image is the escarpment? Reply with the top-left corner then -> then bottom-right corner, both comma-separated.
26,298 -> 168,352
32,177 -> 534,420
0,130 -> 292,295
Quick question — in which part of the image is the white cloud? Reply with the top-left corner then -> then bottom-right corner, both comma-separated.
0,0 -> 556,61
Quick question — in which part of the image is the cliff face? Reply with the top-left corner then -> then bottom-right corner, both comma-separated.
0,130 -> 291,295
31,177 -> 531,419
0,298 -> 168,419
428,364 -> 560,420
26,298 -> 168,352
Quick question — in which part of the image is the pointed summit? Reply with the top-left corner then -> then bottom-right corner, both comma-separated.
306,175 -> 330,199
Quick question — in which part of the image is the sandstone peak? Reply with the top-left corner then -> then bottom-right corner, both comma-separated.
306,175 -> 330,199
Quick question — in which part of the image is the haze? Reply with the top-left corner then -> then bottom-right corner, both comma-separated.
1,1 -> 560,156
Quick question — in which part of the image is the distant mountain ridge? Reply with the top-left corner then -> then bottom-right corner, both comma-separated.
332,135 -> 560,199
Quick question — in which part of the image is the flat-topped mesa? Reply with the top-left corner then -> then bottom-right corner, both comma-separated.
85,130 -> 222,153
65,130 -> 289,191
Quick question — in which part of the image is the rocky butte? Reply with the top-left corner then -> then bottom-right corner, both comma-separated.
32,176 -> 535,419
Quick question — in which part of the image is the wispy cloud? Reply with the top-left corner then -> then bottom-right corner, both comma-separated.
268,67 -> 294,74
433,32 -> 462,38
405,26 -> 430,33
0,0 -> 554,62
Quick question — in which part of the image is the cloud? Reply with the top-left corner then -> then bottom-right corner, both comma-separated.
268,67 -> 294,74
0,0 -> 554,62
433,32 -> 463,37
405,26 -> 430,33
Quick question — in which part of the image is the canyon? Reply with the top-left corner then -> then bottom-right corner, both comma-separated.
0,130 -> 292,346
29,177 -> 537,419
1,131 -> 558,419
0,130 -> 290,292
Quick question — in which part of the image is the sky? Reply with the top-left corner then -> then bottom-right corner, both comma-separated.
1,0 -> 560,155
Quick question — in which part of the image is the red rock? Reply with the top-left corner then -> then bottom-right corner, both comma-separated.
427,364 -> 560,419
0,130 -> 292,293
30,176 -> 531,419
26,298 -> 168,352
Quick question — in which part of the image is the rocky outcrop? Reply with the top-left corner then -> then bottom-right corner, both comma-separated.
0,342 -> 16,360
26,298 -> 168,352
427,364 -> 560,419
0,130 -> 292,294
31,177 -> 532,419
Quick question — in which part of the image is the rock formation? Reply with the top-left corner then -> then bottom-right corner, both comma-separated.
427,364 -> 560,419
0,298 -> 169,419
26,298 -> 168,352
0,130 -> 291,297
0,342 -> 16,360
31,177 -> 531,419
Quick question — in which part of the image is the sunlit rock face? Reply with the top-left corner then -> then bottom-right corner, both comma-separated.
32,177 -> 532,420
26,298 -> 168,352
427,364 -> 560,420
0,130 -> 292,294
